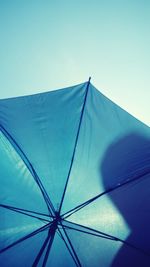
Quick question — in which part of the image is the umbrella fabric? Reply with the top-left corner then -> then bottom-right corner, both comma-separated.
0,81 -> 150,267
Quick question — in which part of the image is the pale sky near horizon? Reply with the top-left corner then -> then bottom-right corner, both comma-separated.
0,0 -> 150,126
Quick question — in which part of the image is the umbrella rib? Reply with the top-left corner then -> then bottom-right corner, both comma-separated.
32,230 -> 51,267
60,222 -> 82,267
32,168 -> 55,216
42,227 -> 56,267
64,220 -> 150,258
59,78 -> 91,214
0,125 -> 55,216
0,222 -> 52,254
32,224 -> 56,267
57,228 -> 80,267
0,204 -> 51,223
62,169 -> 150,219
63,220 -> 117,239
60,223 -> 115,241
0,204 -> 51,217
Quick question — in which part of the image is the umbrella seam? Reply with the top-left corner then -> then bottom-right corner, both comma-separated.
62,170 -> 150,219
0,125 -> 55,216
58,77 -> 91,214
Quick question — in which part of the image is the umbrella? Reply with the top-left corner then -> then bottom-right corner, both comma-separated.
0,79 -> 150,267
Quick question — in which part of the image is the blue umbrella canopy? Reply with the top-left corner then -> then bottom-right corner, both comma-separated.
0,80 -> 150,267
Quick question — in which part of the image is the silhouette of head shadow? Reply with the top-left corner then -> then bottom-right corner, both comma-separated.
101,132 -> 150,267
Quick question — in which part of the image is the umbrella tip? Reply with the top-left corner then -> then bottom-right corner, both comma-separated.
88,77 -> 91,83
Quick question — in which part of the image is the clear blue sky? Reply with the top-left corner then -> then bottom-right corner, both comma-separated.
0,0 -> 150,125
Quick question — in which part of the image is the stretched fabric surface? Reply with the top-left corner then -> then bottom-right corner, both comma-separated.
0,81 -> 150,267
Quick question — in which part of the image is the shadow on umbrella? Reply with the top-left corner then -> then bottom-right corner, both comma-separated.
101,132 -> 150,267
